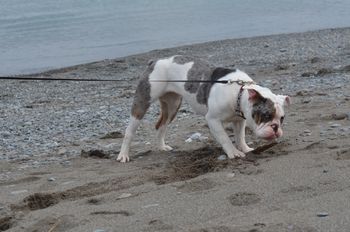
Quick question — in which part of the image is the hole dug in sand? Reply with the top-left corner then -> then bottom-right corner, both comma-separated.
13,176 -> 140,212
151,143 -> 280,185
228,192 -> 261,206
23,193 -> 60,210
151,147 -> 234,185
0,216 -> 13,231
81,149 -> 111,159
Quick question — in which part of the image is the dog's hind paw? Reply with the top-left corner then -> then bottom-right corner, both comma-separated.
117,153 -> 130,163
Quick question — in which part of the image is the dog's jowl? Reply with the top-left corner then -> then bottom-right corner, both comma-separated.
117,55 -> 290,162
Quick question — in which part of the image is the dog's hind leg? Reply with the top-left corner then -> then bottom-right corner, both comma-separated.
117,116 -> 142,162
155,92 -> 182,151
117,62 -> 162,162
117,92 -> 150,162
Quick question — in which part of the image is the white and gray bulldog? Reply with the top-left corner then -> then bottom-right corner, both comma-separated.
117,55 -> 290,162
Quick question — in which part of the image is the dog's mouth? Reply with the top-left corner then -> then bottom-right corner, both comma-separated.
263,134 -> 278,141
256,126 -> 282,141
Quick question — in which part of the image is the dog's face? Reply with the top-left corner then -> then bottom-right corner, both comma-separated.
244,85 -> 290,141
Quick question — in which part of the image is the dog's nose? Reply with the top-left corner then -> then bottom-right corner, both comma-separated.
271,123 -> 279,133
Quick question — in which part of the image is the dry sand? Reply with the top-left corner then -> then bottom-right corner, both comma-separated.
1,28 -> 350,232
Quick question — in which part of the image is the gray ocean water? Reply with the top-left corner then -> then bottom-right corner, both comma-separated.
1,0 -> 350,75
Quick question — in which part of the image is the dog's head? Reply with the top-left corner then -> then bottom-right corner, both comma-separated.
243,85 -> 290,141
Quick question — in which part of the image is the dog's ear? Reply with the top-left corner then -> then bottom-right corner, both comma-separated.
244,85 -> 267,102
247,89 -> 261,101
278,95 -> 291,107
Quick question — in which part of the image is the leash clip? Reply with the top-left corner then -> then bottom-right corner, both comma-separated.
226,79 -> 240,85
227,80 -> 254,85
237,80 -> 245,85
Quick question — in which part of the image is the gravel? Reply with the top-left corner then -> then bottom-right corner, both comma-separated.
1,27 -> 350,168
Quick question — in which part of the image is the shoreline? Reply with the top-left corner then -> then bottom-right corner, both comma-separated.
18,26 -> 350,77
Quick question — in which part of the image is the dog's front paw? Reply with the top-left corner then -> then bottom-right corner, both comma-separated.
117,153 -> 130,163
227,150 -> 246,159
160,144 -> 173,151
241,146 -> 254,153
237,144 -> 254,153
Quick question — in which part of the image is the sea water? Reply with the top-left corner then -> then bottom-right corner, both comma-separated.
1,0 -> 350,75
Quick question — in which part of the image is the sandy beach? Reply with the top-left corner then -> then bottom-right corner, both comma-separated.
1,27 -> 350,232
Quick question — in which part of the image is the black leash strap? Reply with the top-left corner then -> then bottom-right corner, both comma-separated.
0,76 -> 125,82
1,75 -> 250,118
150,79 -> 229,84
0,76 -> 255,87
0,76 -> 230,84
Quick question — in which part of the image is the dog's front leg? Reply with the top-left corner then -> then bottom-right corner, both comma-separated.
233,120 -> 254,153
206,116 -> 245,158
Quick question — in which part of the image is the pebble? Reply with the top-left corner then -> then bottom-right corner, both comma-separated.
331,113 -> 348,120
24,121 -> 32,126
185,132 -> 208,143
302,98 -> 312,104
32,161 -> 39,166
330,123 -> 341,128
1,131 -> 11,139
189,132 -> 202,140
57,148 -> 67,156
47,177 -> 56,182
103,143 -> 119,149
217,155 -> 227,161
117,193 -> 132,199
11,190 -> 28,195
142,203 -> 159,208
61,160 -> 72,166
317,212 -> 329,217
227,173 -> 235,178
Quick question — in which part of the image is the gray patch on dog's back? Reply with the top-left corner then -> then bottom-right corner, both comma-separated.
131,61 -> 155,119
173,55 -> 194,65
173,56 -> 213,93
197,67 -> 236,105
251,97 -> 276,124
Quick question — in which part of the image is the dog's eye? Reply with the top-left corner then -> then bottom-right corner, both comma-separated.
262,113 -> 273,122
280,116 -> 285,124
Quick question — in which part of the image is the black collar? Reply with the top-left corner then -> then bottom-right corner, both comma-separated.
235,86 -> 246,119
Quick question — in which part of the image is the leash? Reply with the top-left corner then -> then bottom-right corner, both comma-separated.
0,76 -> 128,82
1,75 -> 253,120
151,79 -> 255,85
0,76 -> 255,85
